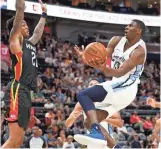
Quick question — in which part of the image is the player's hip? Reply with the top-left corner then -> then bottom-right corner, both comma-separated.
4,79 -> 32,107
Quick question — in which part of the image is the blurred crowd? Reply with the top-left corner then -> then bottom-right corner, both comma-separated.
26,0 -> 160,16
1,32 -> 160,148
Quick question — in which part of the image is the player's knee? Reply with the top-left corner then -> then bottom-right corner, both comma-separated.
8,136 -> 24,148
14,136 -> 24,147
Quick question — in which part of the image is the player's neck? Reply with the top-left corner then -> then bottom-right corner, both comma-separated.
126,37 -> 140,46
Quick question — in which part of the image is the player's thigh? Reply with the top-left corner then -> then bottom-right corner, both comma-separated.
78,85 -> 107,102
17,90 -> 31,130
4,82 -> 31,130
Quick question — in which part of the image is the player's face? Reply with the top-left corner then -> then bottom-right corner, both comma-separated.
125,21 -> 141,40
88,80 -> 99,87
21,21 -> 29,38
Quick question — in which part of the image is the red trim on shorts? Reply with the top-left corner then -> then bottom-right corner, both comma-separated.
14,51 -> 23,81
6,80 -> 20,122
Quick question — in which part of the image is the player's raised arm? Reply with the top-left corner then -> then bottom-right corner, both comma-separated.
29,0 -> 47,45
10,0 -> 25,38
6,0 -> 25,55
99,45 -> 145,77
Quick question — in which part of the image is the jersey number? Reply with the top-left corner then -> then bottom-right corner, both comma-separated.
113,62 -> 121,69
31,52 -> 38,67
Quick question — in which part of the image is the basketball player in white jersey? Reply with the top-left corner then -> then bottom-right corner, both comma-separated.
147,97 -> 161,148
74,19 -> 146,145
65,79 -> 123,149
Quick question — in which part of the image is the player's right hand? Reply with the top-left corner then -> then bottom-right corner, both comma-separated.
74,45 -> 88,64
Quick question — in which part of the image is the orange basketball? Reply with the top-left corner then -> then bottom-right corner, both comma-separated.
83,42 -> 107,66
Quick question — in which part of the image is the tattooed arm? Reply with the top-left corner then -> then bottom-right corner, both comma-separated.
29,0 -> 47,45
10,0 -> 25,37
9,0 -> 24,54
29,18 -> 46,45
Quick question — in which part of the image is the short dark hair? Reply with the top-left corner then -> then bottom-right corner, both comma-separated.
6,16 -> 15,34
132,19 -> 146,36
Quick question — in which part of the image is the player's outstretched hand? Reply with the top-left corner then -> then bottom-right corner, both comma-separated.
39,0 -> 47,13
147,97 -> 156,108
74,45 -> 88,64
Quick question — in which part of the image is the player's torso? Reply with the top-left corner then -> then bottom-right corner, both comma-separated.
11,39 -> 38,90
111,37 -> 146,83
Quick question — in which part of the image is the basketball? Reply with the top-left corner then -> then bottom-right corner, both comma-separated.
83,42 -> 107,66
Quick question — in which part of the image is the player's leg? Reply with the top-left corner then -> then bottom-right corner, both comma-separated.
84,110 -> 116,148
77,85 -> 107,124
84,109 -> 108,129
76,85 -> 108,145
2,122 -> 25,148
2,81 -> 31,148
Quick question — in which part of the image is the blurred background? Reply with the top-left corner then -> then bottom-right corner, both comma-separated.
1,0 -> 160,148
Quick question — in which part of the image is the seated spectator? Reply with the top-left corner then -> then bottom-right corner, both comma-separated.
130,111 -> 144,132
45,109 -> 55,126
143,116 -> 153,136
44,99 -> 55,109
59,130 -> 66,143
63,135 -> 75,149
131,134 -> 142,148
43,128 -> 57,148
56,87 -> 65,103
25,127 -> 46,148
42,67 -> 54,87
1,41 -> 11,73
27,108 -> 41,131
55,99 -> 64,109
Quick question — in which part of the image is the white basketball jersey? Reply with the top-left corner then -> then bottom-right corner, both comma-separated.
111,37 -> 147,84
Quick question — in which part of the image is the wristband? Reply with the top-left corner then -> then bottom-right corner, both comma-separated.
41,12 -> 47,18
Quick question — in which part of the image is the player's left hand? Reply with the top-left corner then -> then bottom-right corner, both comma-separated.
39,0 -> 47,13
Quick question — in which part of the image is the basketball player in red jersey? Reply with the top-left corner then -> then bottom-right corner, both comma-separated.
2,0 -> 47,148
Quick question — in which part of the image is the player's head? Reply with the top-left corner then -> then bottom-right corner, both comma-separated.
6,16 -> 30,38
88,78 -> 100,87
125,19 -> 146,40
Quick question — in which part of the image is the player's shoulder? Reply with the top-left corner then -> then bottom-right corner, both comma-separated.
111,36 -> 122,42
135,45 -> 146,55
108,36 -> 122,47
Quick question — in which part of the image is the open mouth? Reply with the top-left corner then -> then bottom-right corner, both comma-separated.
124,30 -> 128,36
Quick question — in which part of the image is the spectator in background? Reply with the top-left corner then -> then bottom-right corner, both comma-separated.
43,128 -> 57,148
130,134 -> 142,148
44,99 -> 55,109
130,111 -> 144,132
45,109 -> 55,127
56,87 -> 65,103
63,135 -> 75,149
27,108 -> 41,131
43,67 -> 55,87
25,127 -> 46,148
1,40 -> 11,73
143,116 -> 153,136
